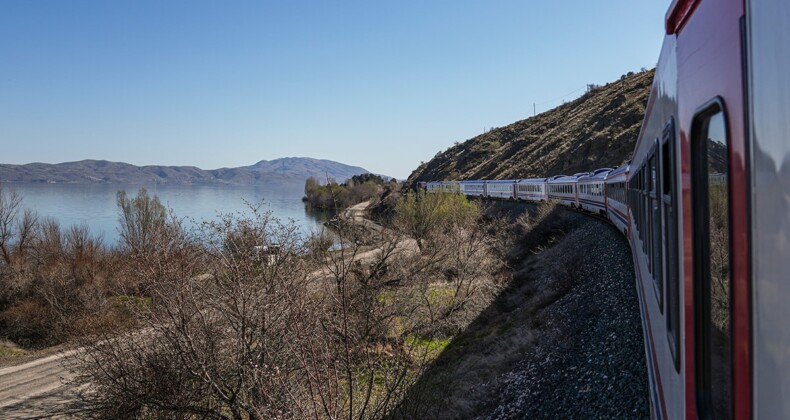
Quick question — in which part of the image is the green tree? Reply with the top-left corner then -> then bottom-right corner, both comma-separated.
116,188 -> 180,255
304,176 -> 320,197
394,189 -> 479,251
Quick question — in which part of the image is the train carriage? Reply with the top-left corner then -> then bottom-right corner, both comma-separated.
459,180 -> 486,197
515,178 -> 547,202
627,0 -> 759,417
604,163 -> 629,236
577,168 -> 612,215
485,180 -> 517,200
426,180 -> 460,193
547,173 -> 586,207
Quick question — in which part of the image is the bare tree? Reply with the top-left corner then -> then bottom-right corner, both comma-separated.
70,194 -> 506,419
0,186 -> 26,266
117,188 -> 182,255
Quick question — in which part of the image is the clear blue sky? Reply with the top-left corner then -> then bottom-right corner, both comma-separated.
0,1 -> 668,179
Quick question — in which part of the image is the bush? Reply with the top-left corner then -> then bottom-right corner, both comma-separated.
394,189 -> 479,251
303,175 -> 385,211
0,299 -> 54,347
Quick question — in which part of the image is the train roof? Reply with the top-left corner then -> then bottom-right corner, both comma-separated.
485,179 -> 517,184
458,180 -> 485,184
578,168 -> 614,182
607,162 -> 631,177
547,174 -> 580,183
516,177 -> 547,183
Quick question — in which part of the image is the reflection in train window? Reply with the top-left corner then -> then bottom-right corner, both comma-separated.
692,105 -> 732,420
663,119 -> 680,370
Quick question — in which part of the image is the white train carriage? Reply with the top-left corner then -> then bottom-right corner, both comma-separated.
459,180 -> 486,197
485,180 -> 516,199
577,168 -> 612,215
547,173 -> 587,207
426,181 -> 460,193
604,163 -> 629,236
515,178 -> 547,202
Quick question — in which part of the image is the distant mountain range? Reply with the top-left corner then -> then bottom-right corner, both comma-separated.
0,157 -> 377,186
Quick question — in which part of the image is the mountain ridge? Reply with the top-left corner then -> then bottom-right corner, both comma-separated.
0,157 -> 375,186
406,69 -> 654,184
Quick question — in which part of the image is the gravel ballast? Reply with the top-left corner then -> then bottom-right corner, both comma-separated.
396,203 -> 650,419
482,209 -> 649,419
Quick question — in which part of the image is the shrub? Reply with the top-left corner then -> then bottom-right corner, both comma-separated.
394,189 -> 479,251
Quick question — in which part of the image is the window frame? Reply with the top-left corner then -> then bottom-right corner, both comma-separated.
662,117 -> 681,371
691,98 -> 733,420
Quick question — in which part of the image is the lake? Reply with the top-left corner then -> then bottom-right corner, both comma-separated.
3,183 -> 334,246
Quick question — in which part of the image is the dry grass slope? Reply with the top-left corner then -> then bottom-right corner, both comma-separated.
407,69 -> 654,183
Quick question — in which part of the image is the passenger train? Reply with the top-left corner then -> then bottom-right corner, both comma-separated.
424,0 -> 790,418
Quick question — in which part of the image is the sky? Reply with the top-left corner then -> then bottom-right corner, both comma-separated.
0,1 -> 668,179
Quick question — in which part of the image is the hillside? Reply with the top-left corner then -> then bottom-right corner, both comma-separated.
0,157 -> 374,186
407,69 -> 654,183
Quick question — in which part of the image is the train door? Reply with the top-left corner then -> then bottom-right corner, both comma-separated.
672,0 -> 750,417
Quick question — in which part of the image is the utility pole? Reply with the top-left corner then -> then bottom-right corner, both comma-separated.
533,103 -> 536,116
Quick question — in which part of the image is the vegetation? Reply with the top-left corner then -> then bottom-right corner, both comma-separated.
0,183 -> 513,418
303,174 -> 394,211
394,189 -> 478,251
392,201 -> 583,418
68,188 -> 506,418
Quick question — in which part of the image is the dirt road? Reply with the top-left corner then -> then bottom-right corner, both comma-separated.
0,349 -> 84,418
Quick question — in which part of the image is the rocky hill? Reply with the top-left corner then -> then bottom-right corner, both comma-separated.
407,69 -> 654,183
0,157 -> 374,186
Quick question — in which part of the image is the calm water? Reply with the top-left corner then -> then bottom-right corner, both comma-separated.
5,183 -> 333,246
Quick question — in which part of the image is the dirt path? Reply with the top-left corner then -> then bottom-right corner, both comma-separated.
0,349 -> 85,418
308,202 -> 418,283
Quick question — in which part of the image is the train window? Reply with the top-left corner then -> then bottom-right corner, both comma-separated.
650,143 -> 663,311
640,167 -> 646,243
663,119 -> 680,370
691,103 -> 732,420
646,156 -> 654,275
642,166 -> 648,252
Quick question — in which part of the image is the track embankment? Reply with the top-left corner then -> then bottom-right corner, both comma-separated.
395,202 -> 649,419
484,206 -> 648,418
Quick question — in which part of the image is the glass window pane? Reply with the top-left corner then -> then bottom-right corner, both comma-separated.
706,111 -> 731,420
694,108 -> 732,420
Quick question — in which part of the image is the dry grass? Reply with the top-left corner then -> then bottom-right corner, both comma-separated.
407,69 -> 654,185
0,339 -> 26,360
390,202 -> 583,418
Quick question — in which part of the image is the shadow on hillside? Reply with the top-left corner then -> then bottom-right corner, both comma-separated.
389,203 -> 647,419
391,203 -> 573,418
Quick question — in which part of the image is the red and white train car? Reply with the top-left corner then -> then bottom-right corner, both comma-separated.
426,181 -> 460,193
577,168 -> 612,215
626,0 -> 790,417
515,178 -> 548,202
604,162 -> 629,236
547,173 -> 587,207
485,180 -> 516,199
459,180 -> 486,197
